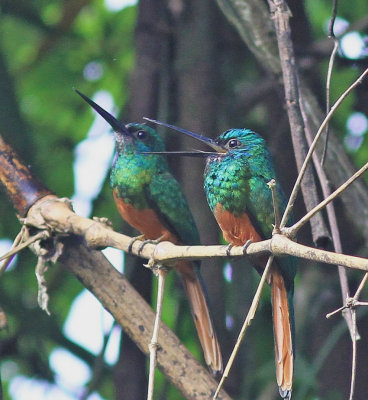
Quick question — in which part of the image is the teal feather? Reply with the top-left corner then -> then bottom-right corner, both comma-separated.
110,124 -> 200,245
77,92 -> 223,373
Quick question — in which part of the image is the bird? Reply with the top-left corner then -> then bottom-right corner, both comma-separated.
143,118 -> 296,399
75,90 -> 223,374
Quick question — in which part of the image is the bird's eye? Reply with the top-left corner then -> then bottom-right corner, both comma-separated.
136,130 -> 147,140
227,139 -> 239,148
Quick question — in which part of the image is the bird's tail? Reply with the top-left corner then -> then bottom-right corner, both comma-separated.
271,265 -> 294,399
176,260 -> 223,374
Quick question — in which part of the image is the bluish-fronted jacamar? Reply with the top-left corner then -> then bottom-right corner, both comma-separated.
75,91 -> 223,374
144,119 -> 296,399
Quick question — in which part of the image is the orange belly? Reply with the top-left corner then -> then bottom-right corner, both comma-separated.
113,191 -> 179,243
214,203 -> 262,245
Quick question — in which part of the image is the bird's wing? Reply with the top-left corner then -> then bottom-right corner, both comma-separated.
145,171 -> 200,246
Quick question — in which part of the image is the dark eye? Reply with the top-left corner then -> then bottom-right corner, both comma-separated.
227,139 -> 239,148
135,130 -> 147,140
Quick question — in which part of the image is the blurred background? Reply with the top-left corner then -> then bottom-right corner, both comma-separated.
0,0 -> 368,399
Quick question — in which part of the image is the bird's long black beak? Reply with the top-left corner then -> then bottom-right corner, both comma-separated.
75,89 -> 129,135
140,150 -> 219,157
143,117 -> 225,153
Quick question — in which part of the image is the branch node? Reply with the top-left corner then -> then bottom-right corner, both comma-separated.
92,216 -> 113,230
326,295 -> 367,329
268,179 -> 281,233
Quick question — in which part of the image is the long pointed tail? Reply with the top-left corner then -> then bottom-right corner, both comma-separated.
271,266 -> 294,399
176,260 -> 223,374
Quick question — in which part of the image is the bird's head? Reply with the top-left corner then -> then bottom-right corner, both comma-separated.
215,129 -> 265,155
141,119 -> 264,158
75,90 -> 165,154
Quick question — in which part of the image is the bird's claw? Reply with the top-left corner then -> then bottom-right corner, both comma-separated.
137,235 -> 165,255
242,240 -> 252,255
226,243 -> 233,257
128,234 -> 146,253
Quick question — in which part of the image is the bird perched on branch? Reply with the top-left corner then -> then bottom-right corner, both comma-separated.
144,118 -> 296,399
75,90 -> 222,374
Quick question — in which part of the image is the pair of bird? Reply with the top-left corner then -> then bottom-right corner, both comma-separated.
76,90 -> 296,399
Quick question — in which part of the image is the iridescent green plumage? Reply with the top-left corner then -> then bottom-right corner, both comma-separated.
204,128 -> 296,398
204,129 -> 296,286
140,120 -> 296,398
75,91 -> 223,373
110,123 -> 200,245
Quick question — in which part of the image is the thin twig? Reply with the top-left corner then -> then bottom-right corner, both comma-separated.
267,179 -> 281,232
326,305 -> 347,319
147,262 -> 168,400
0,227 -> 25,275
321,0 -> 339,165
287,159 -> 368,236
323,0 -> 339,156
349,309 -> 357,400
268,0 -> 329,244
353,273 -> 368,301
297,308 -> 367,399
213,255 -> 274,399
321,38 -> 339,165
328,0 -> 339,37
0,230 -> 50,263
281,67 -> 368,230
326,277 -> 368,319
301,98 -> 357,340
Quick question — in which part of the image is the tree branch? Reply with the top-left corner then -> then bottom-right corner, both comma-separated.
21,195 -> 368,272
58,237 -> 231,400
214,0 -> 368,242
0,133 -> 231,400
267,0 -> 329,245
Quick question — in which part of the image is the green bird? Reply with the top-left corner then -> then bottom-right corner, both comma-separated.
144,119 -> 296,399
75,90 -> 223,374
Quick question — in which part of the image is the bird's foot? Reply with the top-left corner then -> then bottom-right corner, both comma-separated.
226,243 -> 233,257
137,234 -> 165,256
128,234 -> 146,253
242,240 -> 252,255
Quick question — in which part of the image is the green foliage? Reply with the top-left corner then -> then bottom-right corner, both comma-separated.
0,0 -> 137,398
1,0 -> 368,399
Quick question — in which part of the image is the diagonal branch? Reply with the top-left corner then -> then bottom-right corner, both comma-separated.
267,0 -> 329,245
21,195 -> 368,273
287,158 -> 368,237
59,237 -> 232,400
301,98 -> 358,341
0,133 -> 232,400
214,0 -> 368,242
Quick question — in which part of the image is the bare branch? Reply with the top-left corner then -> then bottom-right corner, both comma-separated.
301,95 -> 357,340
0,227 -> 25,275
215,0 -> 368,242
58,237 -> 232,400
287,158 -> 368,237
20,195 -> 368,273
268,0 -> 329,245
282,67 -> 368,236
147,263 -> 168,400
349,309 -> 358,400
321,37 -> 339,165
267,179 -> 281,232
0,133 -> 232,400
0,230 -> 49,263
353,273 -> 368,302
